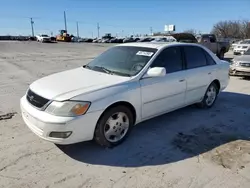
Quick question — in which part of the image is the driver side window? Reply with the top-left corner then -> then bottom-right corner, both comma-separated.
151,47 -> 183,73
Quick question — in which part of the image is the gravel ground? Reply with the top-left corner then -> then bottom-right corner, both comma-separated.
0,41 -> 250,188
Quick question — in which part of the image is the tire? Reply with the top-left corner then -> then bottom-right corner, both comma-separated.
218,50 -> 225,59
196,82 -> 219,109
94,105 -> 134,148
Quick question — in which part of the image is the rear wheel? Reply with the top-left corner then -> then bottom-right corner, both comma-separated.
218,49 -> 225,59
94,106 -> 134,148
196,82 -> 219,108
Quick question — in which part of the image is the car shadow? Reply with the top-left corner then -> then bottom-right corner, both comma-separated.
57,91 -> 250,168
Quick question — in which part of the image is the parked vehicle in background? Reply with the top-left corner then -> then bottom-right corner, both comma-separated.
138,37 -> 154,42
151,36 -> 177,43
20,42 -> 229,147
50,36 -> 56,42
123,37 -> 135,43
28,36 -> 37,41
56,30 -> 72,42
36,34 -> 52,42
196,34 -> 230,59
230,48 -> 250,77
231,39 -> 250,50
233,39 -> 250,55
109,38 -> 124,43
92,38 -> 100,43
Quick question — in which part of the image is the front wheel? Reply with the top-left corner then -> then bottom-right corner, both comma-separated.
196,82 -> 218,108
94,106 -> 134,148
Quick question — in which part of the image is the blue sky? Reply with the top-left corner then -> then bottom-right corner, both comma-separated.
0,0 -> 249,37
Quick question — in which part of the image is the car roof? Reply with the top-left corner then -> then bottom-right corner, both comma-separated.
117,42 -> 202,50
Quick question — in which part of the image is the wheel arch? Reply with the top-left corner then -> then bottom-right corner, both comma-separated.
212,79 -> 221,93
97,101 -> 137,125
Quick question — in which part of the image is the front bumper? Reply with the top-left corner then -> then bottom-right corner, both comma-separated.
233,49 -> 247,55
20,96 -> 103,145
229,66 -> 250,76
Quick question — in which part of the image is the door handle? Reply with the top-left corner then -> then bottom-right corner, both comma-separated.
179,79 -> 185,82
208,72 -> 211,75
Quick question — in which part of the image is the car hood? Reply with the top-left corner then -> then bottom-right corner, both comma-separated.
29,67 -> 131,101
234,55 -> 250,62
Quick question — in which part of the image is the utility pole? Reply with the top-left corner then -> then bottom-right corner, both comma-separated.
30,18 -> 34,37
150,27 -> 153,35
76,22 -> 79,38
97,23 -> 100,38
64,11 -> 67,31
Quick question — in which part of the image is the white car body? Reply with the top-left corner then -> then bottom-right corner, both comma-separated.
20,42 -> 230,145
36,35 -> 51,42
233,39 -> 250,54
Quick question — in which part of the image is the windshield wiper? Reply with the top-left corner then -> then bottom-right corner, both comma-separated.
92,66 -> 114,74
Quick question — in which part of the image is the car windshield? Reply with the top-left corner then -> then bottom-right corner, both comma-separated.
85,46 -> 157,76
41,35 -> 49,37
241,40 -> 250,44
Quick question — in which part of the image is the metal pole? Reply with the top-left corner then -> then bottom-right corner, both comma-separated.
30,18 -> 34,37
64,11 -> 67,31
76,22 -> 79,38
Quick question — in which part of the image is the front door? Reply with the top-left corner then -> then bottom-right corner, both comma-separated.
140,46 -> 186,119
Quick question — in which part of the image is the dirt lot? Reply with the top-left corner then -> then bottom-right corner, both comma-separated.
0,41 -> 250,188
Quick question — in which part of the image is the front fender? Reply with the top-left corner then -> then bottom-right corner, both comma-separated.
72,81 -> 142,123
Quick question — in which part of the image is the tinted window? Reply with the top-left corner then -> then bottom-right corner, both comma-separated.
184,46 -> 207,69
151,47 -> 183,73
203,50 -> 216,65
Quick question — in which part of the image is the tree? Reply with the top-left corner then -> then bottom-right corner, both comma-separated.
211,20 -> 250,39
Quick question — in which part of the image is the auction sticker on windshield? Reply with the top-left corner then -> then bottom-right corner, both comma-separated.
136,51 -> 154,57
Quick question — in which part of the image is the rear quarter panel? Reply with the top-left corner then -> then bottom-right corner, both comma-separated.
215,60 -> 230,91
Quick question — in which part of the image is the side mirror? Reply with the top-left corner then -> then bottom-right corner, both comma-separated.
143,67 -> 166,78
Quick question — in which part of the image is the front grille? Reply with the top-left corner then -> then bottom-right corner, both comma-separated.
240,63 -> 250,67
26,89 -> 49,109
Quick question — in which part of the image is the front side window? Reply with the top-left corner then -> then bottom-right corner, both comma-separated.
86,46 -> 157,76
183,46 -> 207,69
151,47 -> 183,73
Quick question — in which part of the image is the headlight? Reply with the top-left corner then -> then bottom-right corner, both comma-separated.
232,60 -> 239,66
45,101 -> 91,117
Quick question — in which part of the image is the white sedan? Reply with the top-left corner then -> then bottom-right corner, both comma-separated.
20,43 -> 230,147
36,34 -> 51,42
233,39 -> 250,55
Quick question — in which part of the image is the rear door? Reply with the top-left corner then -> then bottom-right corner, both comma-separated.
182,45 -> 213,105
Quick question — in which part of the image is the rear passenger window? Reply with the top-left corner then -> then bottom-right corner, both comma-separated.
183,46 -> 207,69
203,50 -> 216,65
151,47 -> 183,73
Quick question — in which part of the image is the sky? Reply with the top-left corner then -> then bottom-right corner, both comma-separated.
0,0 -> 249,37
